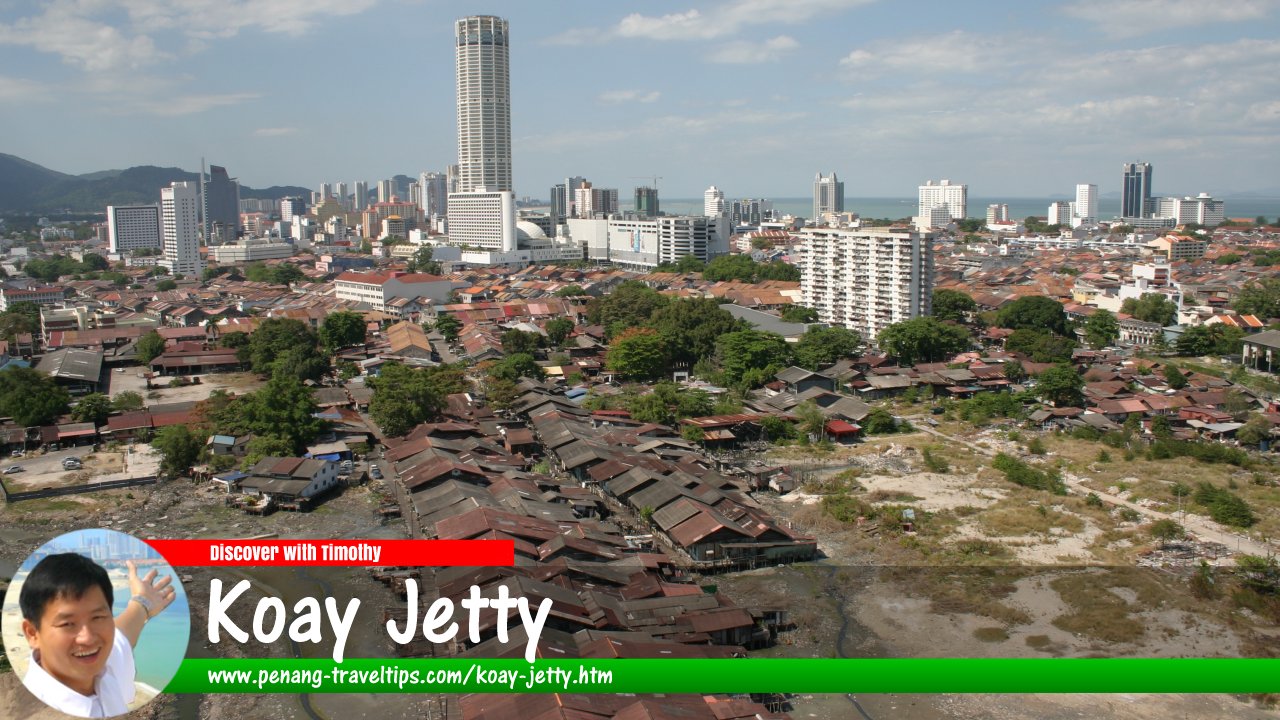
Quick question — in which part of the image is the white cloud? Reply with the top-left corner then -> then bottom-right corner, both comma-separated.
598,89 -> 661,104
132,92 -> 262,116
1061,0 -> 1276,37
0,75 -> 51,102
253,127 -> 298,137
840,31 -> 1016,74
549,0 -> 872,45
708,35 -> 799,64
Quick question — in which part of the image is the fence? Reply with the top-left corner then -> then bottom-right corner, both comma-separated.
0,476 -> 158,502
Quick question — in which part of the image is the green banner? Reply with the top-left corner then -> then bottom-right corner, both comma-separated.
169,658 -> 1280,694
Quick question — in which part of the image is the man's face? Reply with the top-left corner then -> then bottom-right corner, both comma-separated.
21,585 -> 115,695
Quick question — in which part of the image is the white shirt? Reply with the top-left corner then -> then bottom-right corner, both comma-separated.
22,626 -> 137,718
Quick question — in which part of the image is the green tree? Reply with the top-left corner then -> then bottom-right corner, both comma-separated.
212,372 -> 324,453
238,318 -> 320,376
1121,293 -> 1178,326
996,295 -> 1068,335
0,301 -> 41,341
134,331 -> 168,364
319,310 -> 367,351
218,331 -> 249,349
406,246 -> 442,275
680,424 -> 705,444
1149,519 -> 1185,547
488,353 -> 545,382
484,376 -> 522,412
155,279 -> 178,291
794,401 -> 827,439
794,326 -> 862,370
1163,364 -> 1188,389
151,425 -> 203,478
932,289 -> 977,323
627,393 -> 673,425
606,328 -> 667,380
553,285 -> 585,297
759,415 -> 795,442
1083,309 -> 1119,349
71,393 -> 113,426
1005,328 -> 1076,363
779,305 -> 820,323
240,434 -> 297,469
715,329 -> 793,389
647,298 -> 741,369
1234,278 -> 1280,319
1003,360 -> 1027,383
81,253 -> 109,271
1175,324 -> 1245,356
111,391 -> 145,413
0,368 -> 70,426
271,345 -> 330,382
587,281 -> 668,338
1235,414 -> 1272,447
434,314 -> 462,343
544,317 -> 575,346
1036,364 -> 1084,407
501,329 -> 542,355
245,263 -> 304,286
861,407 -> 899,434
876,317 -> 971,365
367,362 -> 448,437
675,388 -> 714,418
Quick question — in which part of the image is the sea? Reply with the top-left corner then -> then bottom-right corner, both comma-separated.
529,196 -> 1280,223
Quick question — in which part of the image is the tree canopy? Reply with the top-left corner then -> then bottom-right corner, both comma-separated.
1005,328 -> 1077,363
932,289 -> 977,323
606,328 -> 667,381
151,425 -> 203,478
433,314 -> 462,343
204,372 -> 324,454
1036,364 -> 1085,407
319,310 -> 367,351
715,329 -> 793,389
1082,309 -> 1119,349
701,255 -> 800,282
995,295 -> 1069,335
779,305 -> 820,323
646,298 -> 742,370
501,329 -> 543,356
237,318 -> 326,379
587,281 -> 668,338
1176,324 -> 1245,356
1233,278 -> 1280,319
1121,293 -> 1178,326
793,326 -> 861,370
0,301 -> 40,341
71,393 -> 113,426
0,368 -> 70,427
876,317 -> 970,365
367,362 -> 464,437
544,317 -> 575,347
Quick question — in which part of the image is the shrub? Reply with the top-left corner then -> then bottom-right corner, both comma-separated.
1096,450 -> 1111,463
991,452 -> 1067,495
1192,482 -> 1256,527
1119,508 -> 1142,522
1085,493 -> 1104,508
922,446 -> 950,474
1026,437 -> 1047,455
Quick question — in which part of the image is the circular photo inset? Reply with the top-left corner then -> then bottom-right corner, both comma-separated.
2,529 -> 189,718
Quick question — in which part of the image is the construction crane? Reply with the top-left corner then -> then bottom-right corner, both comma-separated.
629,175 -> 662,190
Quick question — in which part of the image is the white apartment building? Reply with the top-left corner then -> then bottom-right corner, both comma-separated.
798,227 -> 934,341
210,239 -> 295,264
1048,201 -> 1073,226
572,215 -> 729,271
574,185 -> 619,218
704,186 -> 725,217
918,179 -> 967,221
333,271 -> 459,310
1073,183 -> 1098,225
1156,193 -> 1226,226
160,181 -> 202,276
446,190 -> 516,251
107,204 -> 161,254
986,204 -> 1009,225
0,285 -> 68,312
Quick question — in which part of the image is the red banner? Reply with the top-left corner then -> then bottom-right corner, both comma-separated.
145,539 -> 514,567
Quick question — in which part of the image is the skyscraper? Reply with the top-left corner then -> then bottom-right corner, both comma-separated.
704,186 -> 725,217
918,179 -> 968,221
203,165 -> 240,245
107,204 -> 160,254
455,15 -> 512,193
419,172 -> 449,218
813,172 -> 844,220
353,182 -> 369,212
160,181 -> 201,276
1074,183 -> 1098,224
1122,162 -> 1152,218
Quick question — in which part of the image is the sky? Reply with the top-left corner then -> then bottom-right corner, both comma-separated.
2,0 -> 1279,200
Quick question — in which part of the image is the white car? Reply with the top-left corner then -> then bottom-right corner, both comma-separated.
3,465 -> 22,474
62,458 -> 83,470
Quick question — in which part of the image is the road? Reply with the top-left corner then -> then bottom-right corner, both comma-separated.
901,415 -> 1279,562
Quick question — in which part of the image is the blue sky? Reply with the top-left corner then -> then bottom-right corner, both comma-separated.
2,0 -> 1279,199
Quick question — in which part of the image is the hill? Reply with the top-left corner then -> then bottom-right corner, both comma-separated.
0,154 -> 309,212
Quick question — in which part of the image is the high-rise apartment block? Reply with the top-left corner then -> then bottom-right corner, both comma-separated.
1122,162 -> 1153,218
377,179 -> 396,203
280,197 -> 306,223
446,191 -> 516,251
918,179 -> 967,222
354,182 -> 369,212
798,227 -> 934,340
813,172 -> 844,221
107,205 -> 161,254
704,186 -> 725,217
455,15 -> 512,193
1073,183 -> 1098,224
1048,201 -> 1073,226
160,181 -> 202,276
574,184 -> 618,218
986,204 -> 1009,225
1156,193 -> 1226,226
418,172 -> 449,218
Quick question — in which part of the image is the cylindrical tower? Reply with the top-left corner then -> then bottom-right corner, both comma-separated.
455,15 -> 512,194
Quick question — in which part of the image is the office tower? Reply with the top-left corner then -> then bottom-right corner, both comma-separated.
634,186 -> 659,218
1157,193 -> 1226,226
813,172 -> 844,220
704,186 -> 725,217
353,182 -> 369,212
377,179 -> 395,203
160,181 -> 202,276
551,177 -> 586,224
1074,183 -> 1098,223
335,182 -> 349,210
446,165 -> 460,194
918,179 -> 968,221
731,198 -> 767,227
455,15 -> 512,193
419,172 -> 449,218
203,165 -> 240,245
107,204 -> 161,254
280,197 -> 306,223
1122,162 -> 1153,218
798,226 -> 934,340
319,182 -> 332,201
1048,201 -> 1072,226
986,203 -> 1009,225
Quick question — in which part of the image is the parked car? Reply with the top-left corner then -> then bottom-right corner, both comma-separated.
3,465 -> 22,474
369,464 -> 383,479
62,457 -> 83,470
10,449 -> 24,457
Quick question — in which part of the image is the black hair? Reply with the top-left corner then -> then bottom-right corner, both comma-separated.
19,553 -> 114,625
